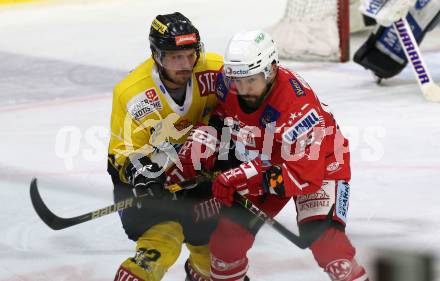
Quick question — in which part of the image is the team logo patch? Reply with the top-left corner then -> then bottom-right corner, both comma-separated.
327,161 -> 340,172
289,78 -> 306,97
145,88 -> 160,104
259,105 -> 280,127
127,88 -> 163,120
196,71 -> 218,96
282,109 -> 320,144
175,33 -> 197,46
216,72 -> 229,101
254,32 -> 265,43
325,259 -> 352,281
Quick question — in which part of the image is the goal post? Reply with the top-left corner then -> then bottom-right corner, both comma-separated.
269,0 -> 351,62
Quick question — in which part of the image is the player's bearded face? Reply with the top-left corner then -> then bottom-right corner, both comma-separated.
232,73 -> 268,107
161,49 -> 197,86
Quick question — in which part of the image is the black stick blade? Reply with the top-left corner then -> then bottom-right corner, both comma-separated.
29,178 -> 90,230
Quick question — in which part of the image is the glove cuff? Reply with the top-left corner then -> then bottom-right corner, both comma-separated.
239,159 -> 260,179
235,159 -> 264,194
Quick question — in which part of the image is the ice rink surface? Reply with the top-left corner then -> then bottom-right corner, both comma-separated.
1,0 -> 440,280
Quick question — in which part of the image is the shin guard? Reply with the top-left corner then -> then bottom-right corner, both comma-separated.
310,228 -> 369,281
209,217 -> 255,281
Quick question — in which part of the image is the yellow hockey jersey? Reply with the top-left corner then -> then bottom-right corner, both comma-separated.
108,53 -> 223,183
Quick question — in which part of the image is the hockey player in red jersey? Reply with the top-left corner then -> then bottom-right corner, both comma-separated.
178,30 -> 369,281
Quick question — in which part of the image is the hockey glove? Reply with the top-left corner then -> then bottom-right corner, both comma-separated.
262,165 -> 286,197
125,155 -> 167,202
178,125 -> 218,179
212,159 -> 265,206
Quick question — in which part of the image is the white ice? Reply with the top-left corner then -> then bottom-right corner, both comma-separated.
1,0 -> 440,280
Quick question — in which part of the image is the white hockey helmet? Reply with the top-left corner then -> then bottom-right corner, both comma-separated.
223,30 -> 279,81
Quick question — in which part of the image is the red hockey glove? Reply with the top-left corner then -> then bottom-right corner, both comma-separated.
178,126 -> 218,179
212,159 -> 265,206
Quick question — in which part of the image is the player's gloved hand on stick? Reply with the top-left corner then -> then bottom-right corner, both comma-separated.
178,125 -> 218,179
125,154 -> 167,202
212,159 -> 266,206
212,159 -> 288,206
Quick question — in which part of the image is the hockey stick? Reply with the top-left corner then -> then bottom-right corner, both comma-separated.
32,175 -> 332,248
171,174 -> 333,249
233,193 -> 334,249
29,176 -> 207,230
393,17 -> 440,102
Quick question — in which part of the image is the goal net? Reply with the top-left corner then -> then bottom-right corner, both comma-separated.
270,0 -> 350,62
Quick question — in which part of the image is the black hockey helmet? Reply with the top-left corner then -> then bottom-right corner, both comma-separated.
149,12 -> 202,53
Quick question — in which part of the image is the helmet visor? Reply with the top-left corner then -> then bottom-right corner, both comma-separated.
225,73 -> 267,96
223,63 -> 268,94
154,43 -> 205,71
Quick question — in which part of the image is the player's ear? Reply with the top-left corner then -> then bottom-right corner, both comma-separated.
268,62 -> 278,81
271,61 -> 278,72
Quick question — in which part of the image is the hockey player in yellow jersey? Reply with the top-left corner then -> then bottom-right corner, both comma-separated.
107,12 -> 223,281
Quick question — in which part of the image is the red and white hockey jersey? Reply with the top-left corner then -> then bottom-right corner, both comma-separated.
213,66 -> 351,197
